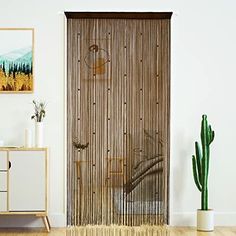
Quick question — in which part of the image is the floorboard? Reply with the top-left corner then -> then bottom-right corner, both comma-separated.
0,227 -> 235,235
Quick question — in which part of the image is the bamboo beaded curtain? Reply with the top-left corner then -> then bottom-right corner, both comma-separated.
67,13 -> 171,226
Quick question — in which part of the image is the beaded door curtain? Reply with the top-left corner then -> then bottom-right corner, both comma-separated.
67,13 -> 171,226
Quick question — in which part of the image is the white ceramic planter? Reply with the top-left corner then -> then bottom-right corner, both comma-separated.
35,122 -> 44,147
197,209 -> 214,231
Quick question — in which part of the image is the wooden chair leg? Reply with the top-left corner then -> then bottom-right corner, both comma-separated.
42,216 -> 50,232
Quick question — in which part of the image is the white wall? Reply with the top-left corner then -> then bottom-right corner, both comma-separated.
0,0 -> 235,227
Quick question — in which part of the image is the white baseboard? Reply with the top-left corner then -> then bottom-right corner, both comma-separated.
170,212 -> 236,226
1,212 -> 235,228
49,213 -> 66,227
0,213 -> 66,228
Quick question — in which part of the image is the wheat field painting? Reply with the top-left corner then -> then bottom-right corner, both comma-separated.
0,29 -> 33,93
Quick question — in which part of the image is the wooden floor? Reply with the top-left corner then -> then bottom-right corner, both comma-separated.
0,227 -> 235,236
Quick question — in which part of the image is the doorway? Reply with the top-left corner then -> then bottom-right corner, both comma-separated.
66,12 -> 172,226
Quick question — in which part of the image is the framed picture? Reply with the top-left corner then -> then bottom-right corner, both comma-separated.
0,28 -> 34,93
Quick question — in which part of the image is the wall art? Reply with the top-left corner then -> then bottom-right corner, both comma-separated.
0,28 -> 34,93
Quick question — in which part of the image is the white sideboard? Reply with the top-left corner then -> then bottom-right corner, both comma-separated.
0,148 -> 50,231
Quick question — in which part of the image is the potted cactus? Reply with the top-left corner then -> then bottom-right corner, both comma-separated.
192,114 -> 215,231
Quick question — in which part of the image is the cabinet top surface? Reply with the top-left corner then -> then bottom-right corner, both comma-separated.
0,147 -> 47,151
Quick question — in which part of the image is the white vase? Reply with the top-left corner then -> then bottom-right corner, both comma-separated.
25,128 -> 32,147
35,122 -> 44,147
197,209 -> 214,231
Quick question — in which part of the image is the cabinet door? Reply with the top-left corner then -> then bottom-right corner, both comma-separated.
0,192 -> 7,212
9,151 -> 46,211
0,151 -> 8,170
0,172 -> 7,191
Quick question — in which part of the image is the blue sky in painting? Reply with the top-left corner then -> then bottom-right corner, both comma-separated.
0,30 -> 32,55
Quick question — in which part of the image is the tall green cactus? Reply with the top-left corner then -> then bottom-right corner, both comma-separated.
192,114 -> 215,210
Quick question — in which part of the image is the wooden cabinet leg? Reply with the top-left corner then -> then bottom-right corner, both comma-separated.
46,216 -> 51,229
42,216 -> 50,232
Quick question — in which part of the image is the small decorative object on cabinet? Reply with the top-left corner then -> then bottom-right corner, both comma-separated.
31,100 -> 46,147
192,115 -> 215,231
0,147 -> 50,232
35,122 -> 44,147
24,128 -> 32,147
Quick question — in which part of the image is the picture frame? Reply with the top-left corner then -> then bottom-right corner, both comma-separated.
0,28 -> 34,93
